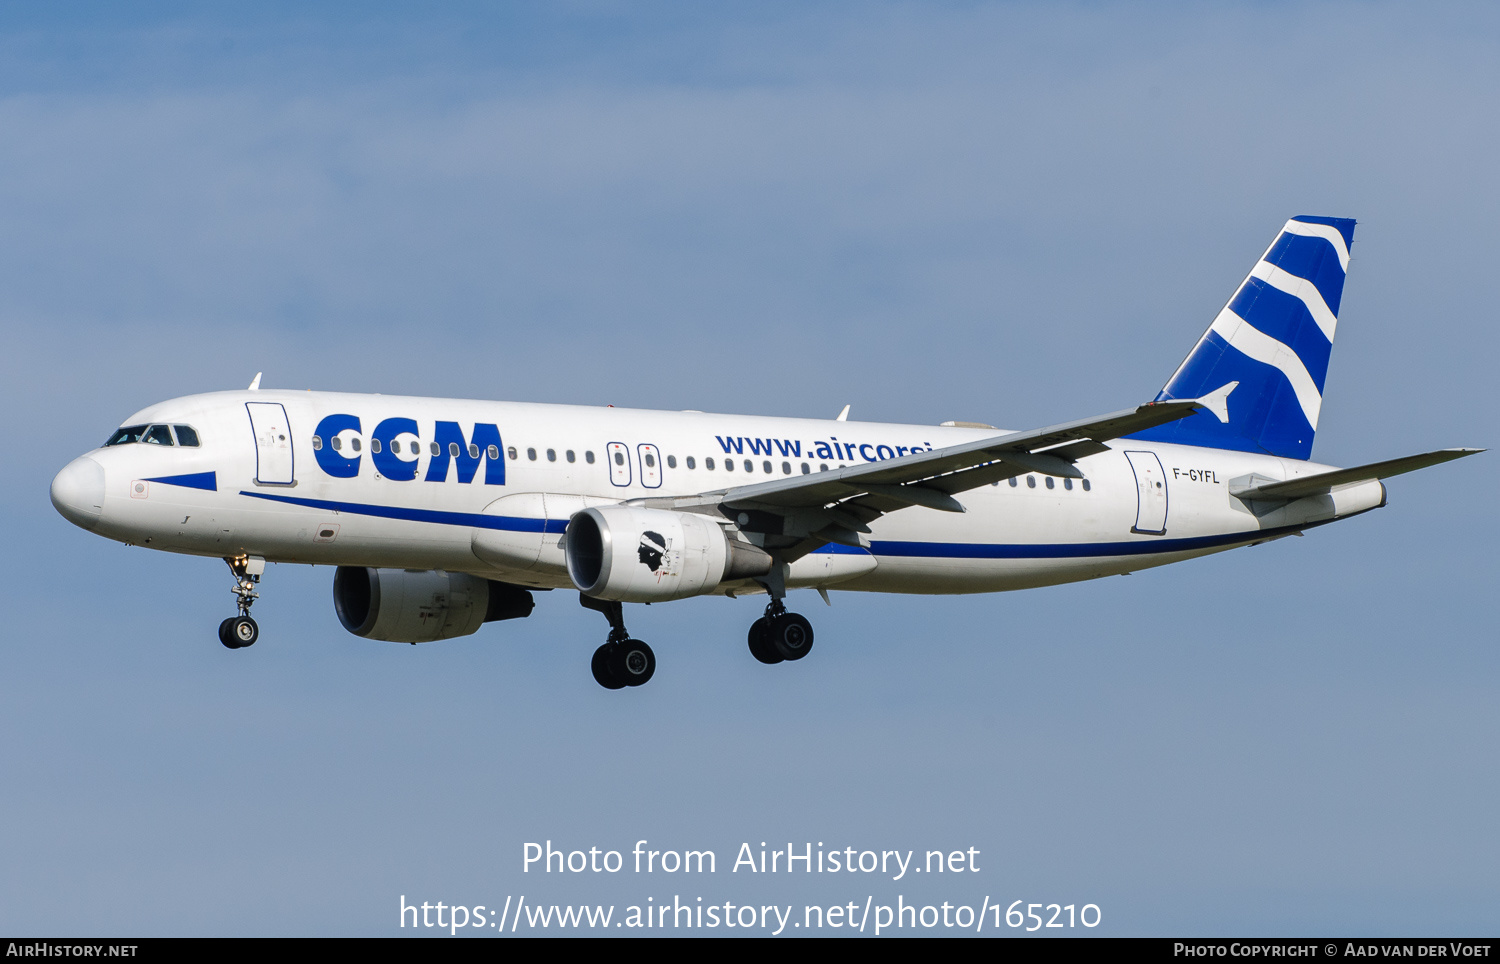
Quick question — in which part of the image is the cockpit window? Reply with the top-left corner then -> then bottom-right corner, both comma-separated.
105,425 -> 150,446
105,423 -> 197,447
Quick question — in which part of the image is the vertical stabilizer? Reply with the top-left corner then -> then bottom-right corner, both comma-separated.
1129,216 -> 1355,460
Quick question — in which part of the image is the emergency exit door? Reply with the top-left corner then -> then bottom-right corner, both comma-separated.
606,442 -> 632,487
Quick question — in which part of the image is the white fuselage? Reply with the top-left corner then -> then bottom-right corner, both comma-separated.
53,389 -> 1387,597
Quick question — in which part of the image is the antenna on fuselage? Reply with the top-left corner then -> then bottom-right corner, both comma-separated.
247,372 -> 262,391
836,404 -> 850,421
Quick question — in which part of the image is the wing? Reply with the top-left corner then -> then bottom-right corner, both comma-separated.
631,399 -> 1203,559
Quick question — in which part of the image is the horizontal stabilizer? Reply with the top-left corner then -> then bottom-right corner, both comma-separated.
1232,448 -> 1483,501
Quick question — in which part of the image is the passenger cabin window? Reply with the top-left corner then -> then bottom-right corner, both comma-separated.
566,450 -> 576,463
585,451 -> 595,464
173,425 -> 200,447
546,448 -> 556,462
706,457 -> 715,470
686,456 -> 696,469
311,435 -> 323,450
351,438 -> 362,453
489,445 -> 501,460
666,455 -> 677,468
1082,479 -> 1092,491
507,446 -> 518,460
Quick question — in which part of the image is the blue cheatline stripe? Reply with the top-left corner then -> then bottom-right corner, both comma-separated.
868,520 -> 1322,559
240,490 -> 566,533
239,491 -> 1317,561
1263,232 -> 1346,314
144,471 -> 217,491
809,542 -> 871,555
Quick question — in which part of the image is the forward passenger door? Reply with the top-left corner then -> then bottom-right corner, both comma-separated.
246,402 -> 295,485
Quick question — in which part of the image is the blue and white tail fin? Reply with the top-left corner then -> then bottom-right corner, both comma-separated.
1129,216 -> 1355,460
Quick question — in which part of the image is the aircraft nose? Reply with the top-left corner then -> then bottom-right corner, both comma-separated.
51,456 -> 106,531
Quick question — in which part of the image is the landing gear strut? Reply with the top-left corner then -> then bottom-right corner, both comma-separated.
218,554 -> 264,650
747,561 -> 814,664
580,594 -> 655,689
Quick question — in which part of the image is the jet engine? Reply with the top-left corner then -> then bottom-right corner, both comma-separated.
333,567 -> 535,643
564,505 -> 771,602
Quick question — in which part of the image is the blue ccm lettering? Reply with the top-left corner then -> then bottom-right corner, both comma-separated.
424,421 -> 505,485
371,417 -> 419,481
313,414 -> 506,485
314,413 -> 361,478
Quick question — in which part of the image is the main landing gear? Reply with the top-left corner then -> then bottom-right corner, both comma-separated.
580,594 -> 656,690
218,554 -> 264,650
746,561 -> 815,664
747,599 -> 815,664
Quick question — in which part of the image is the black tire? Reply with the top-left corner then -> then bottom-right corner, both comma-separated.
610,638 -> 656,687
218,618 -> 239,649
747,616 -> 782,664
768,612 -> 813,661
230,615 -> 259,648
592,644 -> 626,690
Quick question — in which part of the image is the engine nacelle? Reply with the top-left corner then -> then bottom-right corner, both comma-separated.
333,567 -> 535,643
565,505 -> 771,602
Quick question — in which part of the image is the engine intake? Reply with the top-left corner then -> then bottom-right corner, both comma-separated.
565,505 -> 771,602
333,567 -> 535,643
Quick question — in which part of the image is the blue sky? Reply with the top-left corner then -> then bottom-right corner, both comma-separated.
1,2 -> 1495,936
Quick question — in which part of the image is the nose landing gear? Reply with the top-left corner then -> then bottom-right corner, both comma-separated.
219,554 -> 264,649
580,594 -> 656,689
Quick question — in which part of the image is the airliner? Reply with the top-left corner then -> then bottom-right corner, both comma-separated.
50,217 -> 1479,689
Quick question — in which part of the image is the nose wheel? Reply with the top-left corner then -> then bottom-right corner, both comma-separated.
219,615 -> 259,649
220,554 -> 265,650
581,594 -> 656,689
